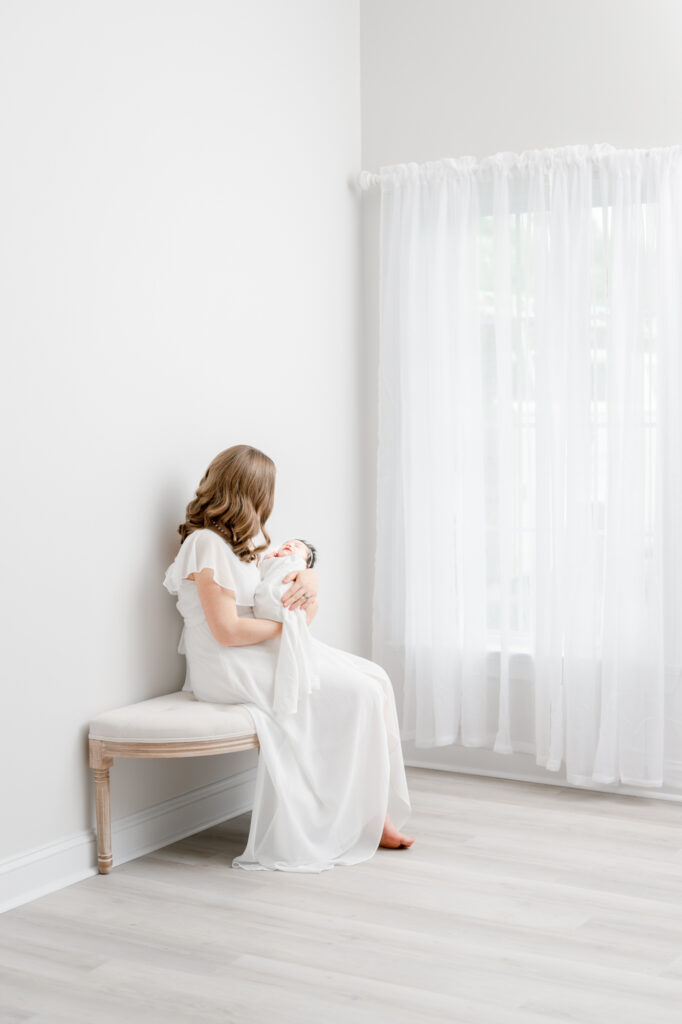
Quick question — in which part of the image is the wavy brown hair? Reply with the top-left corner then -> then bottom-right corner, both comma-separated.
179,445 -> 276,563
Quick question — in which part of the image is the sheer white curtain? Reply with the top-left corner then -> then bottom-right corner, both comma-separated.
372,144 -> 682,787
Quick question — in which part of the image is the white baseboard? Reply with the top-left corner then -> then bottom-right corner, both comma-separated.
0,766 -> 257,914
405,757 -> 682,803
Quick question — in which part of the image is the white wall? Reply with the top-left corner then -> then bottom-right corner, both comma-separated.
360,0 -> 682,794
0,0 -> 362,868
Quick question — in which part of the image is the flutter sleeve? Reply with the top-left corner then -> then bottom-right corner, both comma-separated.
162,529 -> 255,605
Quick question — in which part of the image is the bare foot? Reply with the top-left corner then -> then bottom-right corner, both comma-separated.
379,815 -> 415,849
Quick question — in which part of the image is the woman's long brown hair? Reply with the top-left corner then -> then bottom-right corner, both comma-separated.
179,445 -> 276,562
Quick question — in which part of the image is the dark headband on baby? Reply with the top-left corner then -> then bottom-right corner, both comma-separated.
295,538 -> 317,569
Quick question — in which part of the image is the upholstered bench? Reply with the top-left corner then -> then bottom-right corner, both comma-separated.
88,691 -> 259,874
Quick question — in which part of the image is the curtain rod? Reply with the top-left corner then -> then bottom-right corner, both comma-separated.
356,171 -> 381,191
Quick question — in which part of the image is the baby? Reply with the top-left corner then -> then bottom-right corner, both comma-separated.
253,538 -> 320,717
262,538 -> 317,571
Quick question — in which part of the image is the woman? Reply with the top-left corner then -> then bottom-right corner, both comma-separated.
163,444 -> 413,871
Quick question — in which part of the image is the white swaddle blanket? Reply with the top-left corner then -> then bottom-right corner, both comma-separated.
253,552 -> 320,717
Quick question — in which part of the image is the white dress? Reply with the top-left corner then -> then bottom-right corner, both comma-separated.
163,528 -> 411,872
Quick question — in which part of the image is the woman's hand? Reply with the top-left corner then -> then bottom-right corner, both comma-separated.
281,567 -> 318,612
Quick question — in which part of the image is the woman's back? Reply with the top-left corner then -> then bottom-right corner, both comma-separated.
164,528 -> 260,606
164,528 -> 264,696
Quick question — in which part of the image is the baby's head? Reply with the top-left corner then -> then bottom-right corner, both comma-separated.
273,538 -> 317,568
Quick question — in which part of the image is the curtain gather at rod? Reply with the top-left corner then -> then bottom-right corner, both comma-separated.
357,142 -> 682,191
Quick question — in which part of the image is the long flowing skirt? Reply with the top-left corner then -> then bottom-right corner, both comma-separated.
188,629 -> 411,872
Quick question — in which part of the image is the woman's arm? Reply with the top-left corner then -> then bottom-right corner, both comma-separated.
194,569 -> 283,647
281,568 -> 319,611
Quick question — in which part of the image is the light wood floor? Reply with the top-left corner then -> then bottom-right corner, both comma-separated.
3,766 -> 682,1023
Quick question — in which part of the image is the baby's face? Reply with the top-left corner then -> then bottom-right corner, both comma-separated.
274,539 -> 310,563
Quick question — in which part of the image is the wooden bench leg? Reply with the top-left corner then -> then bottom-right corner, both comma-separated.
89,740 -> 114,874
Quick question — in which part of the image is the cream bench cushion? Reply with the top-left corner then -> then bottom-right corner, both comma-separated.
88,690 -> 259,874
89,690 -> 257,743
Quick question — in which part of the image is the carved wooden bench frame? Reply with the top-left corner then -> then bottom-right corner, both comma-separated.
88,732 -> 259,874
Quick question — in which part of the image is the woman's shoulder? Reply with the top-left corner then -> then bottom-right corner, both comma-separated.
164,527 -> 258,599
182,528 -> 218,544
191,528 -> 255,556
184,529 -> 262,576
183,527 -> 233,550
